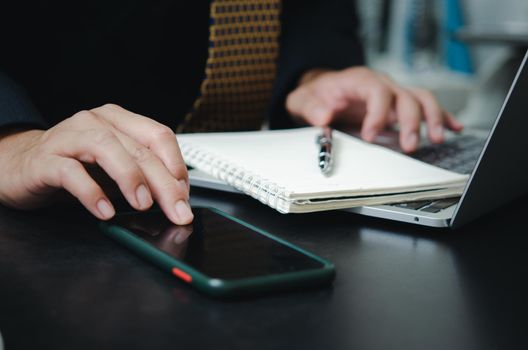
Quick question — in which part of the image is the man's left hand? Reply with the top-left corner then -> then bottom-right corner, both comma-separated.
286,67 -> 464,153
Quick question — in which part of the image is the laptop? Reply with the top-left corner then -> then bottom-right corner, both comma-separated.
188,49 -> 528,229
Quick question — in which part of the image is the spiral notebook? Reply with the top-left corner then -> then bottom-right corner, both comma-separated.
177,127 -> 468,214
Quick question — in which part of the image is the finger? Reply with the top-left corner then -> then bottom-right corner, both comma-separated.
286,87 -> 307,118
360,86 -> 393,142
409,89 -> 445,144
444,111 -> 464,132
41,156 -> 115,220
92,104 -> 188,181
287,89 -> 331,125
113,130 -> 193,225
287,85 -> 349,126
303,97 -> 336,126
48,129 -> 153,211
395,90 -> 422,152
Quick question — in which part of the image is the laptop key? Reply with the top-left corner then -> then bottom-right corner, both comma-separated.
420,197 -> 460,213
420,206 -> 442,213
430,197 -> 460,209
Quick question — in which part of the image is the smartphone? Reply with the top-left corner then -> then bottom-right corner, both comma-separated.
99,207 -> 335,298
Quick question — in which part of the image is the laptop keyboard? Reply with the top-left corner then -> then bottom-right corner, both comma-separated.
410,134 -> 486,174
391,197 -> 460,213
390,134 -> 487,213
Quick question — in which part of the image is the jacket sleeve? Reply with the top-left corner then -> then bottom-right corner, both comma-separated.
269,0 -> 365,129
0,71 -> 47,130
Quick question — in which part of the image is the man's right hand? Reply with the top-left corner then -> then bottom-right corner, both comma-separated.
0,104 -> 193,224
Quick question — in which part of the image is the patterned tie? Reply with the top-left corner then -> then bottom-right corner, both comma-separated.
177,0 -> 282,133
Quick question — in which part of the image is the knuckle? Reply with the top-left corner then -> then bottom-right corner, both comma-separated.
89,129 -> 116,146
117,164 -> 144,187
167,159 -> 188,176
71,110 -> 98,124
373,81 -> 391,94
402,105 -> 422,122
418,89 -> 434,100
396,87 -> 412,99
414,88 -> 437,105
35,129 -> 69,157
159,179 -> 176,192
57,159 -> 81,181
356,67 -> 382,83
151,125 -> 175,141
99,103 -> 122,112
36,130 -> 55,151
131,145 -> 153,163
404,95 -> 422,114
76,183 -> 100,202
347,66 -> 369,77
159,179 -> 188,199
34,139 -> 53,158
79,185 -> 104,205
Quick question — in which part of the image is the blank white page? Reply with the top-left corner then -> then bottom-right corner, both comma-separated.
177,127 -> 468,200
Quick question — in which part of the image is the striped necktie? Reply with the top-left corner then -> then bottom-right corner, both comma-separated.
177,0 -> 282,133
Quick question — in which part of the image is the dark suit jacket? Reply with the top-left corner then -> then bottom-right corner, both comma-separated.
0,0 -> 364,131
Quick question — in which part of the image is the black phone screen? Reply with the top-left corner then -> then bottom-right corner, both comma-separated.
111,208 -> 324,280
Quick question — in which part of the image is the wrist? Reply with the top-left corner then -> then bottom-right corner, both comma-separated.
0,129 -> 43,158
0,125 -> 41,142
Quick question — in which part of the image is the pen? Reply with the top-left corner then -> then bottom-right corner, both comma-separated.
316,127 -> 333,175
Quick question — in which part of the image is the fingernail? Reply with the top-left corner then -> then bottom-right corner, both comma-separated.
406,133 -> 418,150
136,184 -> 152,209
97,199 -> 115,219
174,200 -> 193,224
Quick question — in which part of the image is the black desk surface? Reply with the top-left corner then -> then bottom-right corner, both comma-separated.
1,188 -> 527,350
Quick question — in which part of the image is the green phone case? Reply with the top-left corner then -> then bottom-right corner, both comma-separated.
99,206 -> 335,298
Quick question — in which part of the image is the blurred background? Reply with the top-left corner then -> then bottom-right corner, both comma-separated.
356,0 -> 528,130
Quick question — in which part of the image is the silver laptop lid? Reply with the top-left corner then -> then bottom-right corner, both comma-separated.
450,49 -> 528,228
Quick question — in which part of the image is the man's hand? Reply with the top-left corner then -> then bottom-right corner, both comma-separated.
0,104 -> 193,224
286,67 -> 464,153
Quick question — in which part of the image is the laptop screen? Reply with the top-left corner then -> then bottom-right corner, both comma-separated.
451,49 -> 528,228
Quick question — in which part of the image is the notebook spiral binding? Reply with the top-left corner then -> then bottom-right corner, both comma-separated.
181,144 -> 291,213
